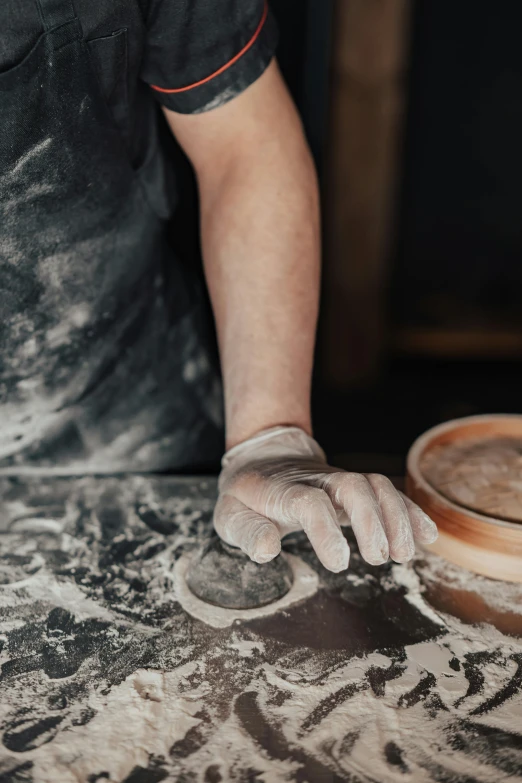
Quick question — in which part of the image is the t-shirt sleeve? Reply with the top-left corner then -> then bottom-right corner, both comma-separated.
141,0 -> 278,114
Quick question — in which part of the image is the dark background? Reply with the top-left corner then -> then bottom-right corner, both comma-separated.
174,0 -> 522,475
279,0 -> 522,473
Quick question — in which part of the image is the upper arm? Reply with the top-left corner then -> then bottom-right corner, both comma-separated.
162,60 -> 304,178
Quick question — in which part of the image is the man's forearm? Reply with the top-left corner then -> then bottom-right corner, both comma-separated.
199,73 -> 320,447
164,62 -> 320,449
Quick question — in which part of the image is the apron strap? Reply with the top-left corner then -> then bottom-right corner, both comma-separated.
37,0 -> 76,30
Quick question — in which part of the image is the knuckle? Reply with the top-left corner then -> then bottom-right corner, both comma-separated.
367,474 -> 404,508
349,473 -> 372,492
212,496 -> 229,526
366,472 -> 388,485
300,486 -> 328,508
334,472 -> 365,494
366,473 -> 396,493
284,485 -> 329,516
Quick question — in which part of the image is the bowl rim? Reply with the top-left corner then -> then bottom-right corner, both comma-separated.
406,413 -> 522,531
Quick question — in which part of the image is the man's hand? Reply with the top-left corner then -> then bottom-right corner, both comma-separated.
215,427 -> 439,572
164,64 -> 438,572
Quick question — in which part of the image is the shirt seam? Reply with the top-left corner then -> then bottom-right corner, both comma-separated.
150,0 -> 268,95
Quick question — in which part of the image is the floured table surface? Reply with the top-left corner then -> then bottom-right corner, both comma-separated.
0,475 -> 521,783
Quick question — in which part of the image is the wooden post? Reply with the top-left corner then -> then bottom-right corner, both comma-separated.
321,0 -> 412,387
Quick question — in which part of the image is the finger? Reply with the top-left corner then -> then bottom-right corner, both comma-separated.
213,494 -> 281,564
277,485 -> 350,573
365,474 -> 415,563
322,473 -> 389,566
399,492 -> 439,544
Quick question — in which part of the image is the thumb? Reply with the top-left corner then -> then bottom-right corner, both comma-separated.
214,494 -> 282,564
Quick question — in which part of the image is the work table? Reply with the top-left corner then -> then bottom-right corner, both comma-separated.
0,474 -> 520,782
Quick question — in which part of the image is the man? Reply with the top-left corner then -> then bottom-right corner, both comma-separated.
0,0 -> 438,572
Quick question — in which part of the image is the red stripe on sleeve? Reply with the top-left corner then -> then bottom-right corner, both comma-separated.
150,1 -> 269,94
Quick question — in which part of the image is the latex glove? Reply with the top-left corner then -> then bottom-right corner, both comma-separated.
214,426 -> 438,573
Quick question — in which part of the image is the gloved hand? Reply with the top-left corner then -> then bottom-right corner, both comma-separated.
214,426 -> 438,572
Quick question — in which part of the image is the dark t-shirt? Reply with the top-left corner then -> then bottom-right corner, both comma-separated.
1,1 -> 277,111
0,1 -> 277,474
1,0 -> 277,177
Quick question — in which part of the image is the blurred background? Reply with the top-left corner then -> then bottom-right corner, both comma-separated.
173,0 -> 522,475
269,0 -> 522,475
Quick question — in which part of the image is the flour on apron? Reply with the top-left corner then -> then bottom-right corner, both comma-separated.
0,0 -> 223,474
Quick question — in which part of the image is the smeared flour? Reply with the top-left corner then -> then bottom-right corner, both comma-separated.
1,665 -> 204,783
416,548 -> 522,618
0,475 -> 521,782
2,558 -> 519,782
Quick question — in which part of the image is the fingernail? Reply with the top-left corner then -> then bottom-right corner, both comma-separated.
377,538 -> 390,563
421,515 -> 439,543
322,535 -> 350,573
392,543 -> 416,563
251,527 -> 281,563
331,545 -> 350,573
424,529 -> 439,544
366,541 -> 389,566
253,551 -> 278,564
366,554 -> 389,566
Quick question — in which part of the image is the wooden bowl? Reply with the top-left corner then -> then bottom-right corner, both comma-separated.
406,414 -> 522,583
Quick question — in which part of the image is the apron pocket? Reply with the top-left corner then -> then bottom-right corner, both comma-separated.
86,29 -> 129,143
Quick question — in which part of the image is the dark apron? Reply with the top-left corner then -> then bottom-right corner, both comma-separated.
0,0 -> 223,474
